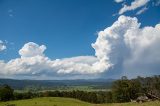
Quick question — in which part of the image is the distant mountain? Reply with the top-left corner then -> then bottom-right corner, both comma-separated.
0,78 -> 114,90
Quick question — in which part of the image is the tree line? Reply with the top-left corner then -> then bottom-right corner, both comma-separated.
0,75 -> 160,103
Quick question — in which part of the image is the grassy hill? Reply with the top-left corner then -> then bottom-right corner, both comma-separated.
0,97 -> 160,106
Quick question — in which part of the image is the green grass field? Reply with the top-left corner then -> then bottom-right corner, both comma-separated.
0,97 -> 160,106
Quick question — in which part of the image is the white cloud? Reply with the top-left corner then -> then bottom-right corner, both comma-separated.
0,15 -> 160,79
93,15 -> 160,77
119,0 -> 150,14
136,7 -> 148,15
0,40 -> 6,51
19,42 -> 46,57
0,42 -> 112,77
115,0 -> 124,3
123,23 -> 160,77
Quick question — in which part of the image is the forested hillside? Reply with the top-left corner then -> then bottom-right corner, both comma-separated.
0,75 -> 160,104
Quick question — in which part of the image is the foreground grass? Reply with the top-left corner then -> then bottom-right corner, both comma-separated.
0,97 -> 160,106
0,97 -> 91,106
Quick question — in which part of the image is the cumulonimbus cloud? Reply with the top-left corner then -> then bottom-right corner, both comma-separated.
0,15 -> 160,79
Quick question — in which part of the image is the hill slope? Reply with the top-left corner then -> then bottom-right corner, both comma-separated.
0,97 -> 160,106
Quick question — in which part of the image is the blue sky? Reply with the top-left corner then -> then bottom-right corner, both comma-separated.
0,0 -> 160,79
0,0 -> 118,60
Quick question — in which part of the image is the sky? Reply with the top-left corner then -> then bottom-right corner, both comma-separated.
0,0 -> 160,79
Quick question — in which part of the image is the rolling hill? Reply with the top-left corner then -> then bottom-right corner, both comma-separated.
0,97 -> 159,106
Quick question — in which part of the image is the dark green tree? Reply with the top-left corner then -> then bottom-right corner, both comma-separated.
112,76 -> 131,102
0,85 -> 14,101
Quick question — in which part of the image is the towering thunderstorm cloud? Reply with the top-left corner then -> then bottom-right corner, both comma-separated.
0,15 -> 160,78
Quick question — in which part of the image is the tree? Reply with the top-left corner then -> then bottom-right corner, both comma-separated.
129,79 -> 142,99
112,76 -> 131,102
0,85 -> 14,101
105,91 -> 113,103
112,76 -> 143,103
